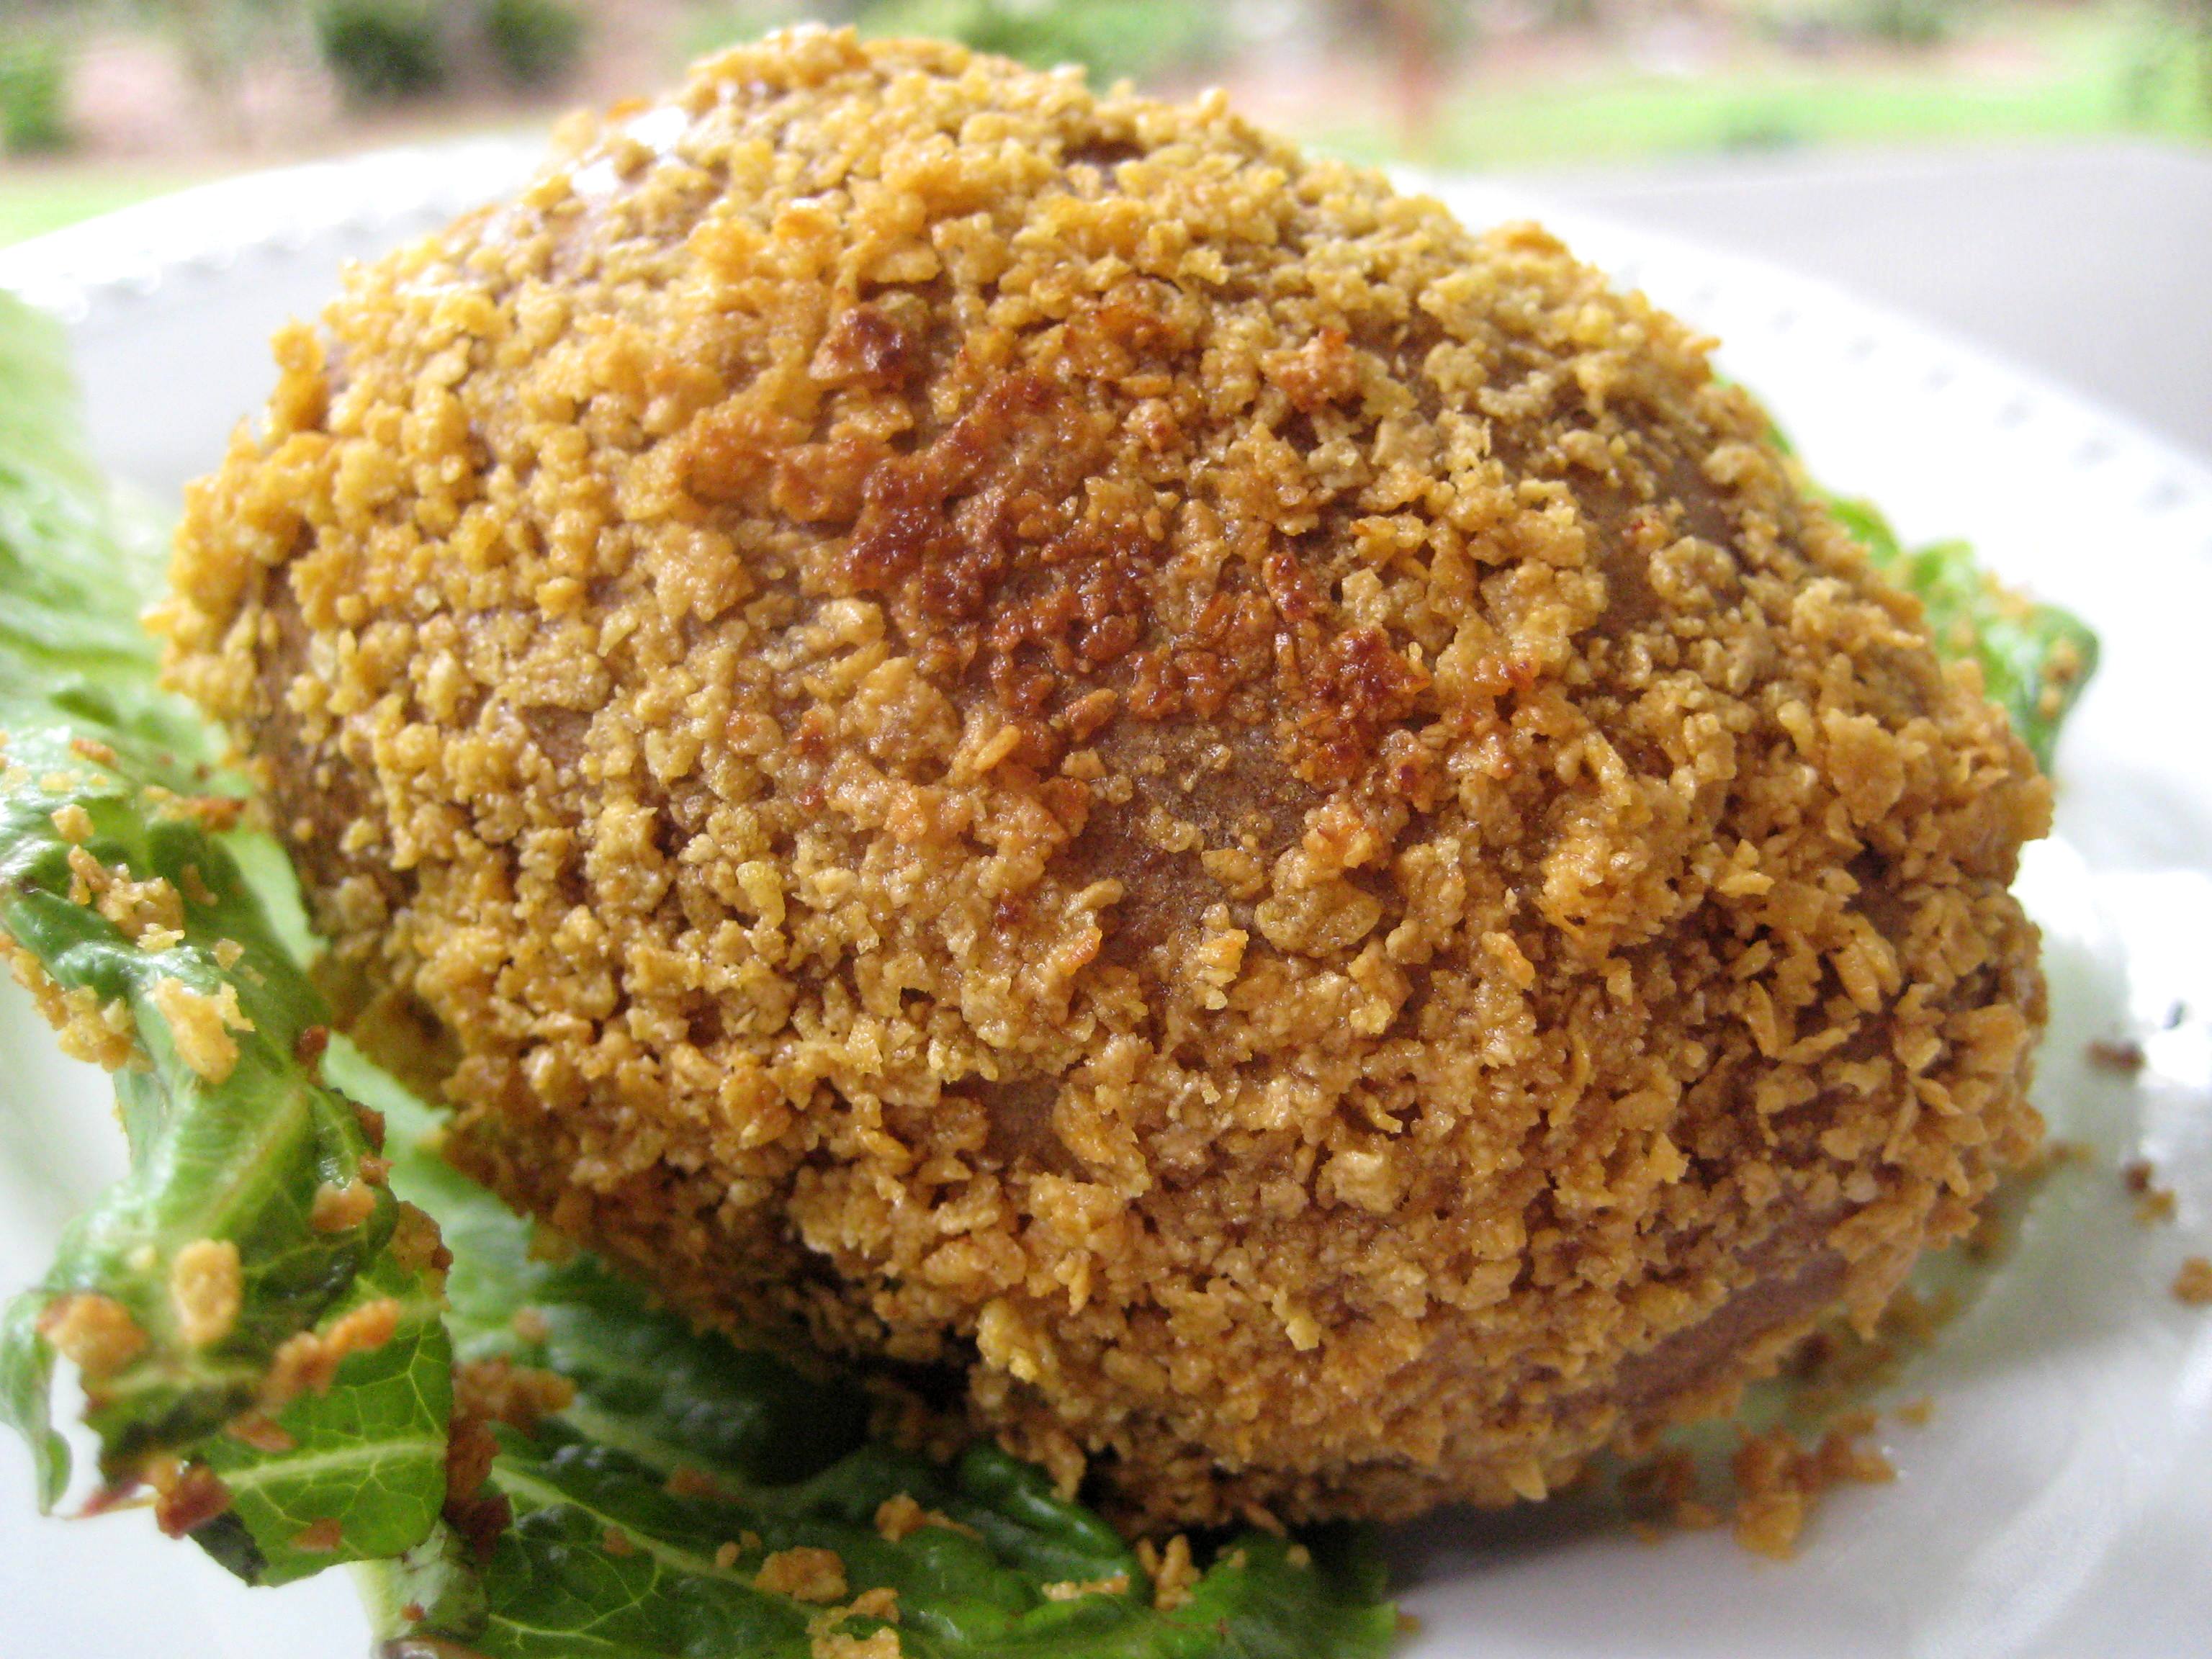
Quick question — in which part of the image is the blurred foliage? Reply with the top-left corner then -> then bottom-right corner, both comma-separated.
113,1 -> 310,140
2131,0 -> 2212,121
1847,0 -> 1968,45
1755,0 -> 1979,49
1321,6 -> 2212,166
0,32 -> 69,155
860,0 -> 1227,82
482,0 -> 588,89
1320,0 -> 1482,55
684,0 -> 1228,85
314,0 -> 448,103
0,0 -> 2203,256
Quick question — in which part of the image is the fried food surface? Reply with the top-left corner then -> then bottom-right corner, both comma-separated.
161,29 -> 2051,1527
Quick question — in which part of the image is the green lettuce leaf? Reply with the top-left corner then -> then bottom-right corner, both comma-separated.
189,1251 -> 453,1586
0,295 -> 217,787
0,289 -> 453,1577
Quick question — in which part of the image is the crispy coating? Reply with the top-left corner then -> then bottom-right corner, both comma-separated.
159,30 -> 2051,1527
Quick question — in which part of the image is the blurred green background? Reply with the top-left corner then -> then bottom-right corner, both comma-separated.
2,0 -> 2210,243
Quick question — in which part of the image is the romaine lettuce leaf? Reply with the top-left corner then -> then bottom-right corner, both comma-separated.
0,295 -> 217,788
0,289 -> 454,1580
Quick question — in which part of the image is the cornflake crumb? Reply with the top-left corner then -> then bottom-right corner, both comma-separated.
261,1297 -> 403,1408
2173,1257 -> 2212,1306
150,975 -> 251,1084
845,1588 -> 899,1623
453,1355 -> 576,1431
151,1460 -> 231,1537
1730,1416 -> 1894,1560
873,1494 -> 925,1542
1618,1447 -> 1722,1537
2122,1160 -> 2177,1226
223,1412 -> 295,1454
1781,1289 -> 1956,1421
68,848 -> 186,945
871,1493 -> 977,1543
807,1589 -> 903,1659
2086,1038 -> 2146,1074
444,1410 -> 500,1508
1,936 -> 137,1069
666,1467 -> 728,1501
1042,1573 -> 1130,1600
441,1419 -> 513,1567
38,1291 -> 146,1376
811,1630 -> 900,1659
49,803 -> 94,843
141,788 -> 246,832
310,1178 -> 377,1233
170,1238 -> 243,1347
213,938 -> 246,970
714,1540 -> 742,1570
387,1201 -> 452,1278
1237,1502 -> 1286,1537
1136,1535 -> 1198,1611
755,1545 -> 848,1603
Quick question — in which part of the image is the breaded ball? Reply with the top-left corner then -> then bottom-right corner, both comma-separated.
159,30 -> 2051,1528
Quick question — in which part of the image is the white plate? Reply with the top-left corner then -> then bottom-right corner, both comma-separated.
1,145 -> 2207,1659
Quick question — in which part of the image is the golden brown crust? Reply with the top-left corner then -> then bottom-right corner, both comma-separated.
159,28 -> 2051,1527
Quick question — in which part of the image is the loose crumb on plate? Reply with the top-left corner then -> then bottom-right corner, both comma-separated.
2122,1159 -> 2177,1226
2173,1257 -> 2212,1307
1730,1415 -> 1894,1560
2085,1038 -> 2146,1074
